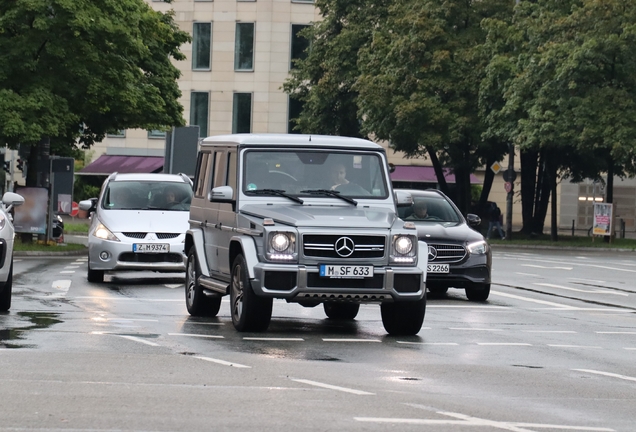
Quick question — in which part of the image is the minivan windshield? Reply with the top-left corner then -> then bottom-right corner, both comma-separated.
242,150 -> 389,198
103,181 -> 193,211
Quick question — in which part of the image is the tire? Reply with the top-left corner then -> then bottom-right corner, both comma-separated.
381,297 -> 426,336
465,283 -> 491,302
230,254 -> 272,332
428,286 -> 449,295
323,302 -> 360,320
185,246 -> 222,317
0,263 -> 13,312
87,261 -> 104,283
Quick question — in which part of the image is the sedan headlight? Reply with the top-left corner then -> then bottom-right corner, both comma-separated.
390,234 -> 417,264
467,240 -> 488,255
93,222 -> 120,242
267,232 -> 296,261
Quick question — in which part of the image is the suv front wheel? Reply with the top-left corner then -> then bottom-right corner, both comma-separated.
231,254 -> 272,332
185,246 -> 222,317
380,297 -> 426,335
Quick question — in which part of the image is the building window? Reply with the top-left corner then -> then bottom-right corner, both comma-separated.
234,23 -> 254,71
107,130 -> 126,138
290,24 -> 310,69
288,97 -> 303,134
232,93 -> 252,133
192,22 -> 212,70
190,91 -> 210,137
148,130 -> 166,139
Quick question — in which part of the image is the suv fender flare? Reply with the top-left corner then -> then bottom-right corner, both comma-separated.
417,240 -> 428,285
185,228 -> 210,277
230,236 -> 259,280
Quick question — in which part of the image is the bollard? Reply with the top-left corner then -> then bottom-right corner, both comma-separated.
571,219 -> 575,236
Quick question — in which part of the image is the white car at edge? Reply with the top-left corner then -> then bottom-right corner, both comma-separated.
0,192 -> 25,311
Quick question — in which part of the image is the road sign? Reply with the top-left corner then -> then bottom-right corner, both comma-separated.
503,169 -> 517,182
504,182 -> 512,193
70,201 -> 79,217
490,161 -> 502,174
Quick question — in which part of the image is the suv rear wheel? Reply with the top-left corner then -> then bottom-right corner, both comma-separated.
0,263 -> 13,311
380,297 -> 426,335
231,254 -> 272,332
185,246 -> 222,317
323,302 -> 360,320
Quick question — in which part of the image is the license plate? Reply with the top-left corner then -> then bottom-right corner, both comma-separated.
427,264 -> 450,273
319,265 -> 373,278
133,243 -> 169,253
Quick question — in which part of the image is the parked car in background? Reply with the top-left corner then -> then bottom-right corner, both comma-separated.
395,188 -> 492,301
0,192 -> 25,311
79,173 -> 193,283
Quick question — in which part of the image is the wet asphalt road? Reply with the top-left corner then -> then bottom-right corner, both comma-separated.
1,248 -> 635,431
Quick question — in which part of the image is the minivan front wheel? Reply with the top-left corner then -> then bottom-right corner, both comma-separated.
0,263 -> 13,311
185,246 -> 221,317
231,254 -> 272,332
87,262 -> 104,283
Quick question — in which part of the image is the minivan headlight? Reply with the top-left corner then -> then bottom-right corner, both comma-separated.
267,232 -> 296,261
93,222 -> 120,242
467,240 -> 488,255
390,234 -> 417,264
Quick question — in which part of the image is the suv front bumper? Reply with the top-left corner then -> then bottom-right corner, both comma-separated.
251,263 -> 425,303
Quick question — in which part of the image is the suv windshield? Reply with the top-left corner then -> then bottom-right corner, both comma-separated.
399,195 -> 462,224
103,181 -> 193,211
242,150 -> 388,198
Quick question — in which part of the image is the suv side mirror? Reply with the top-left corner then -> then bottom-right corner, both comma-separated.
394,190 -> 413,207
466,213 -> 481,227
208,186 -> 234,202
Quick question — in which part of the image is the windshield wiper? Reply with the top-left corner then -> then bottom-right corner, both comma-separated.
246,189 -> 304,204
300,189 -> 358,206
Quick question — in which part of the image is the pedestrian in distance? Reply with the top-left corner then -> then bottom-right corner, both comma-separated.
487,203 -> 505,240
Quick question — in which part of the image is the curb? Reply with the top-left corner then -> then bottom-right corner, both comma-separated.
489,243 -> 636,253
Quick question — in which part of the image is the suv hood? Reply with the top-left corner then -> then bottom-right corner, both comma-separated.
241,204 -> 397,229
99,210 -> 190,233
414,222 -> 484,243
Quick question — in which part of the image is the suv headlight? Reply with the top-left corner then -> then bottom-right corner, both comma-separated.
267,232 -> 296,261
467,240 -> 488,255
390,234 -> 417,264
93,222 -> 120,242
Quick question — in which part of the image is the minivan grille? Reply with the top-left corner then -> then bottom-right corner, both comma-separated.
428,244 -> 466,263
303,235 -> 385,259
123,232 -> 147,239
156,233 -> 180,239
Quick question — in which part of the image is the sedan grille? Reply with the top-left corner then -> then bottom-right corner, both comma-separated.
303,235 -> 385,259
428,243 -> 466,263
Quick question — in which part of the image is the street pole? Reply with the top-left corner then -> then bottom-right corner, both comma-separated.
506,143 -> 514,240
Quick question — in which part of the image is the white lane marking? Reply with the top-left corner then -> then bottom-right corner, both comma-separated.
291,378 -> 374,395
522,264 -> 573,270
322,338 -> 381,342
193,356 -> 251,368
535,283 -> 628,296
165,284 -> 182,289
183,322 -> 225,326
569,277 -> 607,284
64,265 -> 80,269
512,256 -> 636,274
477,343 -> 532,346
441,410 -> 612,431
74,297 -> 181,302
596,331 -> 636,335
92,332 -> 160,347
574,369 -> 636,383
491,290 -> 576,309
47,280 -> 72,298
429,305 -> 509,309
243,337 -> 304,341
396,341 -> 459,346
523,330 -> 577,334
548,345 -> 602,349
60,270 -> 75,274
624,348 -> 636,350
515,272 -> 540,277
168,333 -> 224,339
449,328 -> 503,332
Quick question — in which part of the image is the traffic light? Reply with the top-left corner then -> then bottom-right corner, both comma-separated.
16,158 -> 23,171
2,160 -> 9,173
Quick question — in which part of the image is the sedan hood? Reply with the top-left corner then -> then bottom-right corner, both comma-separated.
241,204 -> 397,229
98,210 -> 190,233
414,222 -> 485,243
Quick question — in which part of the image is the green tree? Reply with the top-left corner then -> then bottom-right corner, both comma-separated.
356,0 -> 512,214
0,0 -> 190,185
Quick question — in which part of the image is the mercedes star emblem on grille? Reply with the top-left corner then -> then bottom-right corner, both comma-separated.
428,245 -> 438,261
335,236 -> 355,257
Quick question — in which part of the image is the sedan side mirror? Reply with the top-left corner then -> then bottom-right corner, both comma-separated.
466,213 -> 481,227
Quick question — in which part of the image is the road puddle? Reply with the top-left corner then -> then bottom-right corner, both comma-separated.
0,312 -> 62,349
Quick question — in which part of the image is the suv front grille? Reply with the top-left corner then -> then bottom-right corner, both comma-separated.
303,235 -> 385,259
428,244 -> 466,263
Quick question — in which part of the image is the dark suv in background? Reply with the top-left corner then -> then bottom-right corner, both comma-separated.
395,189 -> 492,301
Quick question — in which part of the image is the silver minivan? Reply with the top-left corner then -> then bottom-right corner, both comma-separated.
79,173 -> 193,282
0,192 -> 25,311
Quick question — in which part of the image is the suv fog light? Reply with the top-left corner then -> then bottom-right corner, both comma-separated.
99,251 -> 110,261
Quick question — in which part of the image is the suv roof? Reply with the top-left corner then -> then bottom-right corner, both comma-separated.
107,172 -> 192,184
200,133 -> 384,150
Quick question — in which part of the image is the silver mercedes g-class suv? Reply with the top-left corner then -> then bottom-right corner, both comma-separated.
184,134 -> 427,335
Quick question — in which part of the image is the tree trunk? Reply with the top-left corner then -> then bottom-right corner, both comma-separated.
454,166 -> 472,216
479,156 -> 496,208
604,161 -> 614,243
533,151 -> 554,235
551,174 -> 558,241
428,149 -> 450,196
520,149 -> 538,234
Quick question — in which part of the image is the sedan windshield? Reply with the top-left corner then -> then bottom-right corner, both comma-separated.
243,150 -> 388,198
398,195 -> 462,223
103,181 -> 193,211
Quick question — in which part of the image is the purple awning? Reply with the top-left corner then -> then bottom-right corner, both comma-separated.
390,165 -> 481,184
79,155 -> 164,175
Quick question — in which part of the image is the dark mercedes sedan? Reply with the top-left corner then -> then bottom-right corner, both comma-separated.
396,189 -> 492,301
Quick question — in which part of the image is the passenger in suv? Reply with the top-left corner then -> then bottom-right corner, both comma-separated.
184,134 -> 428,335
396,189 -> 491,301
